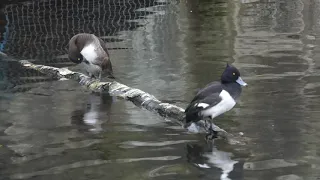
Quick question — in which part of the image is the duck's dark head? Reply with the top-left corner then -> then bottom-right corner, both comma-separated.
221,63 -> 247,86
68,53 -> 83,64
68,35 -> 84,64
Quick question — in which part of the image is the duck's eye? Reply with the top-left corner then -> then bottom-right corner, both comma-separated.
78,58 -> 81,61
232,72 -> 235,75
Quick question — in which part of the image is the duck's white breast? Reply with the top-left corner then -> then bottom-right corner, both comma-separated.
80,44 -> 98,62
201,90 -> 236,119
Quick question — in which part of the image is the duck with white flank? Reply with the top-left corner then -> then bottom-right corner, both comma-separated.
185,63 -> 247,140
68,33 -> 114,80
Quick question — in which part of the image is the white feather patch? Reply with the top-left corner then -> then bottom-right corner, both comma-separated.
196,103 -> 210,108
201,90 -> 236,119
80,44 -> 98,62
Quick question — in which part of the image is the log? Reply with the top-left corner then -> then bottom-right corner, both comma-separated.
16,59 -> 241,144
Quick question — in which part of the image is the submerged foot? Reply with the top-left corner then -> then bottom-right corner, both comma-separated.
205,123 -> 218,141
205,130 -> 218,141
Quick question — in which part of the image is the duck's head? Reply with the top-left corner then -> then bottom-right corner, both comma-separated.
221,63 -> 247,86
68,36 -> 84,64
69,54 -> 83,64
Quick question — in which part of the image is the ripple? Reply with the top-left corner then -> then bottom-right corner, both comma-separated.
119,140 -> 197,148
244,72 -> 305,80
10,156 -> 181,179
276,174 -> 303,180
148,164 -> 190,177
233,63 -> 274,68
10,139 -> 102,164
244,159 -> 297,170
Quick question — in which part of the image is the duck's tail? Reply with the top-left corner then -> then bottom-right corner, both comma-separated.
184,103 -> 203,125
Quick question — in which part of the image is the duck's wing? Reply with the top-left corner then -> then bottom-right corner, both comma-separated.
97,37 -> 110,57
185,93 -> 222,123
96,37 -> 113,76
186,93 -> 222,112
74,33 -> 94,50
190,82 -> 222,103
86,36 -> 113,73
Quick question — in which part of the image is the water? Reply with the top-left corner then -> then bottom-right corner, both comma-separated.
1,0 -> 320,179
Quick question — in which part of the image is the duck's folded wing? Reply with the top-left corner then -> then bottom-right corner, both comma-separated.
185,93 -> 222,123
189,93 -> 222,111
191,82 -> 222,103
89,37 -> 112,70
185,93 -> 221,114
97,37 -> 110,57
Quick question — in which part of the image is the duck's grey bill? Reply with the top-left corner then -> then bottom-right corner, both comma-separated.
236,77 -> 247,86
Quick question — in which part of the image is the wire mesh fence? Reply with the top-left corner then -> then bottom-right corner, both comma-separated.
0,0 -> 166,92
2,0 -> 163,61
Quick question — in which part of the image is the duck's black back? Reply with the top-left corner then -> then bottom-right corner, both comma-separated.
190,81 -> 223,103
184,81 -> 222,118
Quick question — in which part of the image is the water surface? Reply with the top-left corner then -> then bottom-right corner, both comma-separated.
1,0 -> 320,179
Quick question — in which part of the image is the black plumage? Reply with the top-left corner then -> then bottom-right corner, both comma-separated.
184,63 -> 247,139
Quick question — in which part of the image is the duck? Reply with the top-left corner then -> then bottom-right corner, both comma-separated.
68,33 -> 114,80
184,63 -> 247,140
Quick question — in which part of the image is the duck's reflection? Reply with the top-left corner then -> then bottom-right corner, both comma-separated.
186,142 -> 244,180
71,93 -> 114,132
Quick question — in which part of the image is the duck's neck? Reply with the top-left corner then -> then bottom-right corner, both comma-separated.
221,82 -> 242,100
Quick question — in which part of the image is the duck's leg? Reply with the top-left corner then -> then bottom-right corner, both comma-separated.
205,121 -> 218,141
98,71 -> 102,81
89,72 -> 97,80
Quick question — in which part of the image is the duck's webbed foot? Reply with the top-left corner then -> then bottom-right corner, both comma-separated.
205,121 -> 218,141
80,77 -> 88,86
98,72 -> 102,81
205,130 -> 218,141
90,74 -> 96,80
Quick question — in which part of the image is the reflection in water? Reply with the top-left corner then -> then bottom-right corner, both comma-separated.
205,147 -> 238,180
186,142 -> 243,180
1,0 -> 320,179
71,93 -> 114,132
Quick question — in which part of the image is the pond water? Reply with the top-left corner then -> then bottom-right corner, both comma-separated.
1,0 -> 320,179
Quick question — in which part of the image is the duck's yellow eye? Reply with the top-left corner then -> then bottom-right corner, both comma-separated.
78,58 -> 81,61
233,72 -> 235,75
